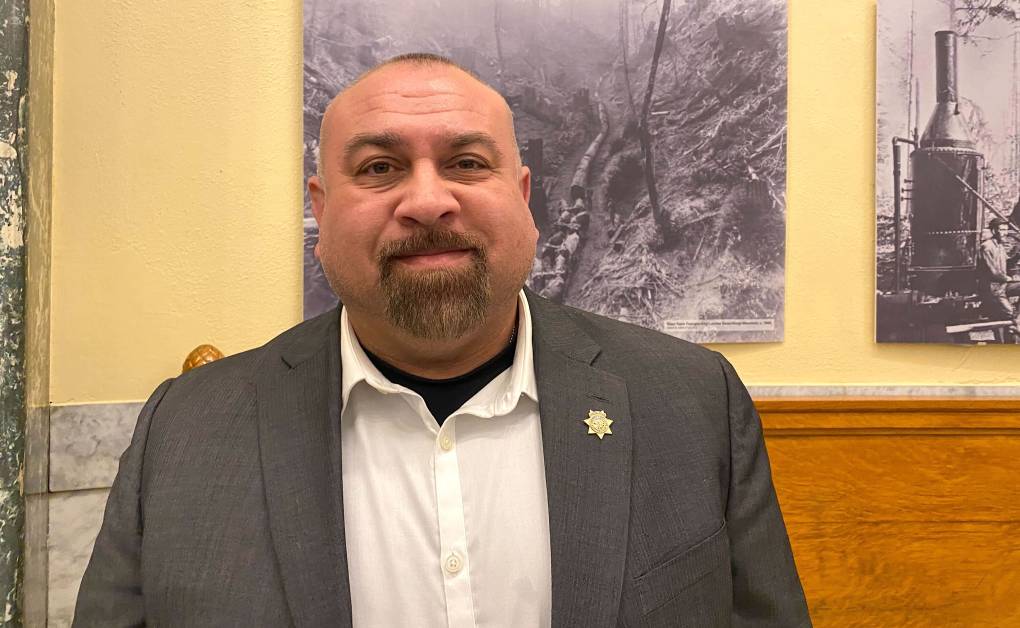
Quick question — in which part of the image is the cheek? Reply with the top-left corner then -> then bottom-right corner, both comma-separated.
511,200 -> 540,246
487,202 -> 539,261
321,203 -> 385,253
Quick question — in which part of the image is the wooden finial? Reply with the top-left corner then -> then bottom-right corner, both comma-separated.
182,344 -> 225,373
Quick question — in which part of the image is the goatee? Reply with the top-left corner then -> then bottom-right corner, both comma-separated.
377,229 -> 491,340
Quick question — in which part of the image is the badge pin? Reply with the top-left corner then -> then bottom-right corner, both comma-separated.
583,409 -> 613,440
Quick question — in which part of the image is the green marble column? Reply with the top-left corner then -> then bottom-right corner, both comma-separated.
0,0 -> 28,625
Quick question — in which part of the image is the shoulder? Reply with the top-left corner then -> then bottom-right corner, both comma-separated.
155,308 -> 339,411
528,292 -> 723,378
526,293 -> 740,442
137,308 -> 340,478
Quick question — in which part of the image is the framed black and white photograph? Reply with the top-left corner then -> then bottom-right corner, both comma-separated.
304,0 -> 788,343
877,0 -> 1020,344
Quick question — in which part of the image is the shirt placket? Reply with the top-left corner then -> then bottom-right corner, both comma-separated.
434,417 -> 477,628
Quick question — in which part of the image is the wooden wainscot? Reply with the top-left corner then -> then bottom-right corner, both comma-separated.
758,398 -> 1020,628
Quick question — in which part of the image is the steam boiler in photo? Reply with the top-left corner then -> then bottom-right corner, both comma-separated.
878,30 -> 1020,344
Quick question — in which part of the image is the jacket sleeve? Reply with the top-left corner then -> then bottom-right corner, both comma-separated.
981,241 -> 1011,282
717,354 -> 812,627
72,378 -> 174,628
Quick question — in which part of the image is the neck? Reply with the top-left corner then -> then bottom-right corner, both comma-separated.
347,296 -> 519,379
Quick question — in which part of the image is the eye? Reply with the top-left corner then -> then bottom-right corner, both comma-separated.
453,157 -> 486,170
365,162 -> 393,175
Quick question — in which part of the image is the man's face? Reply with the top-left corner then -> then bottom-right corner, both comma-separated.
996,224 -> 1010,241
309,64 -> 538,339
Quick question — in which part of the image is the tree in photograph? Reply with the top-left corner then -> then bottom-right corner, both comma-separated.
619,0 -> 637,116
940,1 -> 1020,195
494,0 -> 506,90
945,0 -> 1020,35
638,0 -> 671,236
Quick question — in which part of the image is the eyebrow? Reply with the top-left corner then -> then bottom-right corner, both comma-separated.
447,132 -> 505,162
340,130 -> 506,166
342,131 -> 404,164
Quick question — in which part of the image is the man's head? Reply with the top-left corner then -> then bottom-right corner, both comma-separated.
990,217 -> 1010,242
308,54 -> 538,341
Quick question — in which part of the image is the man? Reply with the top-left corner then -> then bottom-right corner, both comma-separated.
562,225 -> 581,259
75,54 -> 809,627
980,217 -> 1020,325
542,272 -> 567,301
528,255 -> 548,293
554,201 -> 573,229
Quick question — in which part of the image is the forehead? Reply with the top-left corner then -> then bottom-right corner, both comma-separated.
328,66 -> 513,149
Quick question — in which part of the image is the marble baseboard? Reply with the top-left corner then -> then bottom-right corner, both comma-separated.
49,403 -> 141,492
747,385 -> 1020,397
47,489 -> 109,628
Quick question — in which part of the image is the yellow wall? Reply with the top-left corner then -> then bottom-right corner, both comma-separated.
49,1 -> 303,402
44,0 -> 1020,404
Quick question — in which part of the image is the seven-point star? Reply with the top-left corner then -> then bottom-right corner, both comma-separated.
583,410 -> 613,440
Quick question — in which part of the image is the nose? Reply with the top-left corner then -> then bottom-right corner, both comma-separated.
393,162 -> 461,227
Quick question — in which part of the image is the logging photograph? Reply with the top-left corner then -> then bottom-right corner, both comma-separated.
303,0 -> 788,343
877,0 -> 1020,344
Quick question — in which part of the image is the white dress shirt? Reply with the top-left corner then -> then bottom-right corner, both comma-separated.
339,291 -> 552,628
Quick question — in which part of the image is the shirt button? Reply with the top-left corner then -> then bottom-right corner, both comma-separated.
440,436 -> 454,451
444,553 -> 463,575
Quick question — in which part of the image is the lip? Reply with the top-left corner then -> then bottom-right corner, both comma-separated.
393,248 -> 473,268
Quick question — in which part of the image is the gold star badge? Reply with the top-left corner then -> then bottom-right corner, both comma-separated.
583,410 -> 614,440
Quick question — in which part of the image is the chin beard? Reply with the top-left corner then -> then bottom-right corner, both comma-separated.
380,257 -> 491,340
377,230 -> 493,340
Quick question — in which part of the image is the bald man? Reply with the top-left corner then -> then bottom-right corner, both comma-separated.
75,54 -> 810,628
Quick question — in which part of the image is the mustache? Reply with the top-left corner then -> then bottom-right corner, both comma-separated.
377,229 -> 485,264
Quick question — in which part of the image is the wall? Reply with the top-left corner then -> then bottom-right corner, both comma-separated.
49,1 -> 303,404
43,0 -> 1020,406
761,398 -> 1020,626
29,1 -> 1020,624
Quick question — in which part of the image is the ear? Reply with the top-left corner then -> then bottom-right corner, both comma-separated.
519,165 -> 532,205
519,165 -> 540,243
308,175 -> 326,259
309,175 -> 326,222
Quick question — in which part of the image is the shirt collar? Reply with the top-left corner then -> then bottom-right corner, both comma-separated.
340,290 -> 539,414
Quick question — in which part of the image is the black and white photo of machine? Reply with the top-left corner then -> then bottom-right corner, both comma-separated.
879,30 -> 1020,344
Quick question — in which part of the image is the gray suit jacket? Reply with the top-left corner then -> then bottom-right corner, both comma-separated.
74,292 -> 810,627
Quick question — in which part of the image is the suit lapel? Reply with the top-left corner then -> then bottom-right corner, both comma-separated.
256,309 -> 353,628
529,293 -> 633,627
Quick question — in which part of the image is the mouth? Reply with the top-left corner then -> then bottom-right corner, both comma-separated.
392,248 -> 474,268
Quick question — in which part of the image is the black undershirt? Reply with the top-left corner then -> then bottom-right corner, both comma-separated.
363,335 -> 517,426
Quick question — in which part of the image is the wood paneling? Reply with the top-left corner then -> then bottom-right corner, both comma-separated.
758,398 -> 1020,628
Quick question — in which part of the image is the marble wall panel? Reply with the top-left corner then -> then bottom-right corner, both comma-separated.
47,489 -> 108,628
49,403 -> 141,492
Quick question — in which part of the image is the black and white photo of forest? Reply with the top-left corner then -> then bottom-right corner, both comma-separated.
304,0 -> 788,343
